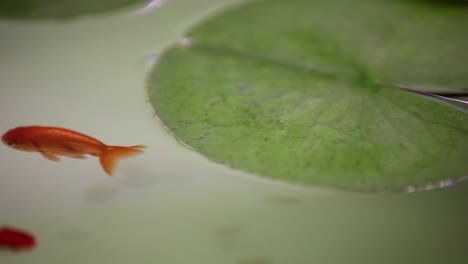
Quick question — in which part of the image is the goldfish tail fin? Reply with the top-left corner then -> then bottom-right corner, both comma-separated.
99,145 -> 145,176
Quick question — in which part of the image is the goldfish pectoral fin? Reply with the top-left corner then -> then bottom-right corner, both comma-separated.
41,152 -> 60,161
65,153 -> 87,159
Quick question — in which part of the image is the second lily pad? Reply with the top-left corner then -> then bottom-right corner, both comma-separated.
0,0 -> 145,19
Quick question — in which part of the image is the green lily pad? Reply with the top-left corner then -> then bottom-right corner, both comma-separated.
147,0 -> 468,191
0,0 -> 145,19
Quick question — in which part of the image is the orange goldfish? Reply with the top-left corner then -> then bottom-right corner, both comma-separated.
1,126 -> 145,176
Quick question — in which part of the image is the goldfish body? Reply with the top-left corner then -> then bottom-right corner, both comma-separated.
0,226 -> 36,251
1,126 -> 145,176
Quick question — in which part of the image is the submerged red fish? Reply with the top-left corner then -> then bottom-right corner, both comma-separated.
1,126 -> 145,176
0,226 -> 36,251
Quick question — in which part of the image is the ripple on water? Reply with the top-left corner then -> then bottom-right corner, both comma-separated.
266,195 -> 302,205
59,230 -> 89,242
238,256 -> 274,264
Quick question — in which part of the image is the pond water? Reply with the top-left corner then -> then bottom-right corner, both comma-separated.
0,1 -> 467,263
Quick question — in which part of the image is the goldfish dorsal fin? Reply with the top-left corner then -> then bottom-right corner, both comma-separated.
99,145 -> 145,176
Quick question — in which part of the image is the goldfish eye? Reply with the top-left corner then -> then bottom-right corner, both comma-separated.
6,140 -> 16,146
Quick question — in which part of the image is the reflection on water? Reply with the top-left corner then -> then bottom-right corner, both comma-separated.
405,175 -> 468,193
178,37 -> 193,47
135,0 -> 168,15
145,53 -> 160,66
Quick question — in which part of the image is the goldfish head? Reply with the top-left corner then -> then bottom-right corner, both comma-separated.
1,127 -> 36,152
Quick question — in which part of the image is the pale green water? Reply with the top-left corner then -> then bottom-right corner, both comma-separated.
0,1 -> 467,263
